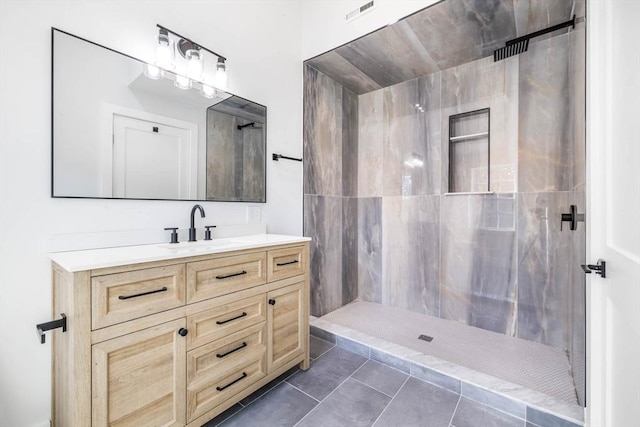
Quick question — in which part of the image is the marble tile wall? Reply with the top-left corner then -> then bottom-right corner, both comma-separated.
382,195 -> 440,316
440,194 -> 518,334
304,65 -> 360,316
304,29 -> 585,396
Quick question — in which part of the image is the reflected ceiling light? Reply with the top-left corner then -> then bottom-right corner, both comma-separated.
404,152 -> 424,168
174,74 -> 191,90
144,24 -> 229,96
143,64 -> 162,80
201,83 -> 217,98
214,57 -> 228,90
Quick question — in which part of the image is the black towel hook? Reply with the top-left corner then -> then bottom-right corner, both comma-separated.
272,153 -> 302,162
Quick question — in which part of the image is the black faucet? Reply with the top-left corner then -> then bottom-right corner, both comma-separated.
189,204 -> 206,242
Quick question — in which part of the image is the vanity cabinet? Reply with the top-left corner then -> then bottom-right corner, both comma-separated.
50,241 -> 310,427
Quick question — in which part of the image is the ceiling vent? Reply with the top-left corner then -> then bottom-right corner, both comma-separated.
346,1 -> 375,22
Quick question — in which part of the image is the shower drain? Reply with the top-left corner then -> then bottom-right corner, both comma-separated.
418,334 -> 434,342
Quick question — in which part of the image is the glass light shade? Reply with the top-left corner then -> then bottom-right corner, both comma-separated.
155,32 -> 174,70
185,48 -> 203,80
174,74 -> 191,90
201,84 -> 216,98
214,58 -> 228,89
143,63 -> 163,80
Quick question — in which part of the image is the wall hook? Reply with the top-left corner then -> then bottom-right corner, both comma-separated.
37,314 -> 67,344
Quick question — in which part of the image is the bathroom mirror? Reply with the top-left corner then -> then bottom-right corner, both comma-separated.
52,28 -> 266,202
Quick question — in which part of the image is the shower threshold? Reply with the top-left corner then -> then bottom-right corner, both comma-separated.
313,301 -> 584,426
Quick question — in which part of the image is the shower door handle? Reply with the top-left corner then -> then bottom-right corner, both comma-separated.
561,205 -> 585,231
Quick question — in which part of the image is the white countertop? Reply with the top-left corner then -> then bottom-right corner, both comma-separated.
50,234 -> 311,272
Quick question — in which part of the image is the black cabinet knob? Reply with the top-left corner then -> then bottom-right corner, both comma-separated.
178,328 -> 188,337
268,299 -> 276,306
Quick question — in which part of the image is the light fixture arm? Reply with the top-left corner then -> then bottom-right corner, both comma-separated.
156,24 -> 226,61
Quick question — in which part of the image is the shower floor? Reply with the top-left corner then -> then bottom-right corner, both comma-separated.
320,301 -> 578,405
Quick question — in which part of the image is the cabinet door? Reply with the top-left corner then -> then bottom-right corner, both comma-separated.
92,318 -> 186,427
267,280 -> 305,372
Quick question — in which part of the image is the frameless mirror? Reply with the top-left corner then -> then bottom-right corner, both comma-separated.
52,28 -> 266,202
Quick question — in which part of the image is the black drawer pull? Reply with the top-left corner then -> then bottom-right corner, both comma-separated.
216,342 -> 247,358
276,260 -> 299,267
215,270 -> 247,280
216,312 -> 247,325
216,372 -> 247,391
118,287 -> 168,300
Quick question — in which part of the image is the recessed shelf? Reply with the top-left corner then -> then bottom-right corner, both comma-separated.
449,131 -> 489,142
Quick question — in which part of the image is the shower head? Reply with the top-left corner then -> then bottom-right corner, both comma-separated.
493,39 -> 529,61
237,122 -> 263,130
493,15 -> 575,62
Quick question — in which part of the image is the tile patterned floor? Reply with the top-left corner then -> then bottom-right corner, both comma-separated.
203,336 -> 536,427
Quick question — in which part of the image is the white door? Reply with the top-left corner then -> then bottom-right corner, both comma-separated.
113,114 -> 197,199
587,0 -> 640,425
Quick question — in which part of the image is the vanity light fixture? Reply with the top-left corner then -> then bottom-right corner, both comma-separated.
144,24 -> 229,95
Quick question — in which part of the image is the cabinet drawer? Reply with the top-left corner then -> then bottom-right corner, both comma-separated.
267,245 -> 307,282
187,293 -> 266,350
186,322 -> 266,421
187,252 -> 266,303
92,264 -> 186,329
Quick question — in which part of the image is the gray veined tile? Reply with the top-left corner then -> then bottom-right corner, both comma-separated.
373,377 -> 459,427
382,195 -> 440,316
357,197 -> 382,304
358,89 -> 384,197
410,363 -> 461,394
351,359 -> 409,397
286,346 -> 367,401
526,406 -> 583,427
297,378 -> 391,427
451,397 -> 525,427
342,87 -> 359,197
370,348 -> 411,374
342,197 -> 359,305
219,382 -> 317,427
310,325 -> 336,344
306,51 -> 382,95
303,65 -> 343,197
336,336 -> 370,358
461,382 -> 526,419
304,194 -> 343,317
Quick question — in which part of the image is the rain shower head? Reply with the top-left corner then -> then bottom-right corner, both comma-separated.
237,122 -> 262,130
493,39 -> 529,61
493,15 -> 575,62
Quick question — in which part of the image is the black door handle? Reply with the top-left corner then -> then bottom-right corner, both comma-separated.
581,259 -> 606,278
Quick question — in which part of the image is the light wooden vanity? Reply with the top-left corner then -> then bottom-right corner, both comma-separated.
49,235 -> 310,427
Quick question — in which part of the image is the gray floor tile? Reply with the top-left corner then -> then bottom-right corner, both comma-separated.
310,335 -> 335,359
370,348 -> 411,373
451,398 -> 525,427
337,336 -> 371,357
373,377 -> 459,427
220,382 -> 317,427
286,346 -> 367,400
297,378 -> 392,427
351,359 -> 409,397
239,367 -> 299,406
202,403 -> 243,427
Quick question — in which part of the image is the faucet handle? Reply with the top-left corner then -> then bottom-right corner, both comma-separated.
204,225 -> 217,241
164,227 -> 179,244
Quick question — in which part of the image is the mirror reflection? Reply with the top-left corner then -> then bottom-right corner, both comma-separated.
52,29 -> 266,202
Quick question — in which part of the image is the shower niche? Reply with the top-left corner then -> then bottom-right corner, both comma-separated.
448,108 -> 490,193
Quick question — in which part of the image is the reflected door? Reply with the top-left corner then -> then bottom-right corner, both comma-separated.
113,114 -> 197,199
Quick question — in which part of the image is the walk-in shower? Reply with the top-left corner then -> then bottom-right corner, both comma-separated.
303,0 -> 586,424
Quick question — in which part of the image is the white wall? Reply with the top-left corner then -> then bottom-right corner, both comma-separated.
0,1 -> 302,426
301,0 -> 438,60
